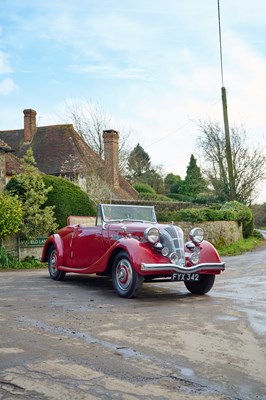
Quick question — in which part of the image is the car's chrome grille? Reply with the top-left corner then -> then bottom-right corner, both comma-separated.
159,225 -> 185,266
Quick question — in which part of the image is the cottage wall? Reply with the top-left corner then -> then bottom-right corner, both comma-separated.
0,151 -> 6,191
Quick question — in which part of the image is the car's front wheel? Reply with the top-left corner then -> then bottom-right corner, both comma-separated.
112,251 -> 143,298
48,245 -> 66,281
184,274 -> 215,295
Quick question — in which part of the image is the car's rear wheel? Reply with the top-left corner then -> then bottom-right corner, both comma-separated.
48,245 -> 66,281
112,251 -> 143,298
185,274 -> 215,295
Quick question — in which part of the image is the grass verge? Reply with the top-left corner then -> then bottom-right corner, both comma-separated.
0,247 -> 46,270
218,236 -> 265,256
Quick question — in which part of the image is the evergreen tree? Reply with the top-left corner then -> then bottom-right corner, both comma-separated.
6,148 -> 58,239
139,169 -> 165,194
179,154 -> 207,197
164,173 -> 182,193
127,144 -> 151,181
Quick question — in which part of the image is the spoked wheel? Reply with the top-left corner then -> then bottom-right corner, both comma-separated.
112,251 -> 143,298
185,274 -> 215,295
48,245 -> 66,281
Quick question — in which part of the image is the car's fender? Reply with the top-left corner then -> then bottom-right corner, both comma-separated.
110,237 -> 166,274
41,234 -> 64,267
198,240 -> 222,264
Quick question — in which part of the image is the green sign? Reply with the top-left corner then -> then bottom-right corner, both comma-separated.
19,237 -> 47,248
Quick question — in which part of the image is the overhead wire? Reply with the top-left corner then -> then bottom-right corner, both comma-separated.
217,0 -> 224,87
142,0 -> 225,152
144,98 -> 221,149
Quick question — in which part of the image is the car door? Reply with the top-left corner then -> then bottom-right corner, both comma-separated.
71,225 -> 105,269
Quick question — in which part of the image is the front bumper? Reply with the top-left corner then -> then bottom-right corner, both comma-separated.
141,262 -> 225,274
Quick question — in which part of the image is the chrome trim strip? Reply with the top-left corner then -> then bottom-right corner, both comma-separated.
140,262 -> 225,273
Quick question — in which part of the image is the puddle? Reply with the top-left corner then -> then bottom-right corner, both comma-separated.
213,273 -> 266,336
215,315 -> 239,322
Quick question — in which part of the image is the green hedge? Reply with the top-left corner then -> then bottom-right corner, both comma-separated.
132,182 -> 156,194
221,201 -> 254,238
138,193 -> 173,202
156,201 -> 254,238
166,193 -> 193,202
157,208 -> 237,223
43,175 -> 96,229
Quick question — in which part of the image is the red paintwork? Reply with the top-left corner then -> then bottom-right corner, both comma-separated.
42,219 -> 223,277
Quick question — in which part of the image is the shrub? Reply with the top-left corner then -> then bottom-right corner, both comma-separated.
252,229 -> 264,239
5,149 -> 57,239
43,175 -> 96,228
0,192 -> 23,242
221,201 -> 254,238
157,207 -> 238,223
21,256 -> 43,268
0,249 -> 44,269
166,193 -> 193,202
139,193 -> 173,202
133,182 -> 156,194
251,203 -> 266,228
192,193 -> 221,205
0,246 -> 19,268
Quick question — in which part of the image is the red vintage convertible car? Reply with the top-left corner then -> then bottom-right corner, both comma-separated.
42,204 -> 225,298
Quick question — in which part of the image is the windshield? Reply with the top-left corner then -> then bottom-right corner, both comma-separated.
101,204 -> 157,223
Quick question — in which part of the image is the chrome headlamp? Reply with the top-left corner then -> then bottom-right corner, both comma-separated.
189,227 -> 204,244
144,227 -> 160,244
169,252 -> 179,264
189,251 -> 200,265
162,246 -> 170,257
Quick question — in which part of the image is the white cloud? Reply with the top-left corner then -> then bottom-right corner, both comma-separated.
0,78 -> 19,95
0,51 -> 12,74
70,64 -> 148,80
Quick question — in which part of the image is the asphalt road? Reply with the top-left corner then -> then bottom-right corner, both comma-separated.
0,242 -> 266,400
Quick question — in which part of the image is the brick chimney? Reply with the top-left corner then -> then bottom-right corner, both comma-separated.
23,109 -> 37,143
103,130 -> 119,189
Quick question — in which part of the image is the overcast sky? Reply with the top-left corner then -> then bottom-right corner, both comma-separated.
1,0 -> 266,202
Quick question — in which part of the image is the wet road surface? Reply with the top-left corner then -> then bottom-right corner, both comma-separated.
0,242 -> 265,399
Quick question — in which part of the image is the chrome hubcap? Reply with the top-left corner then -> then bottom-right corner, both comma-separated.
116,259 -> 133,291
50,250 -> 57,274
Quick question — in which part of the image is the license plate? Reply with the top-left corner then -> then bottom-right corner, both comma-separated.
172,273 -> 200,282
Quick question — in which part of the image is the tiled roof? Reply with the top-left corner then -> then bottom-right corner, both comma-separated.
0,123 -> 138,199
5,153 -> 24,175
0,139 -> 13,152
0,124 -> 102,175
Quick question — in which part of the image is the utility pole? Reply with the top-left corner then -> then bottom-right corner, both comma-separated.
217,0 -> 236,200
221,87 -> 235,200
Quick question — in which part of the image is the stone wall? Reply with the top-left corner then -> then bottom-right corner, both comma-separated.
174,220 -> 242,247
3,235 -> 18,256
3,235 -> 46,261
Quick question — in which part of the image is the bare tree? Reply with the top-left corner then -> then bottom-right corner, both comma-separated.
197,120 -> 266,204
83,171 -> 113,204
63,100 -> 132,175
